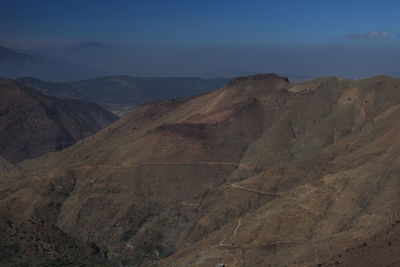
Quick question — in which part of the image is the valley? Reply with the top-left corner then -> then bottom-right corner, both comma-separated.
17,76 -> 228,116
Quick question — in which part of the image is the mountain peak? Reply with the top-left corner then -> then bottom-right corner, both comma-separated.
227,73 -> 289,86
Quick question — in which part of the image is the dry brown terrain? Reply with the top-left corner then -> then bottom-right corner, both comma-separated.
0,78 -> 118,163
1,73 -> 400,266
325,222 -> 400,266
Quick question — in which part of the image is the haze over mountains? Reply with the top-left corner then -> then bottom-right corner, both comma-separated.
2,73 -> 400,266
17,76 -> 228,116
0,46 -> 99,81
3,42 -> 400,82
0,44 -> 265,81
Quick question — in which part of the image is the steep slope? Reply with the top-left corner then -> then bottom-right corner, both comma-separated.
325,222 -> 400,266
17,76 -> 228,115
0,79 -> 118,163
0,160 -> 108,266
0,210 -> 108,266
2,73 -> 400,266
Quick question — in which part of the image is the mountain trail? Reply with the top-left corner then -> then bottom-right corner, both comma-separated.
233,219 -> 242,237
72,161 -> 244,170
230,184 -> 282,196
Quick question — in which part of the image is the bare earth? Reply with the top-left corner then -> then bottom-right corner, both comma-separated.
2,73 -> 400,266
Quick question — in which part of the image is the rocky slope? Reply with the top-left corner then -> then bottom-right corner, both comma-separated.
1,73 -> 400,266
0,79 -> 118,163
325,222 -> 400,267
0,158 -> 109,266
0,209 -> 108,266
17,76 -> 228,116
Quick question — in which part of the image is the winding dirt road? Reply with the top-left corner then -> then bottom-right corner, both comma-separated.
72,161 -> 244,170
230,184 -> 282,196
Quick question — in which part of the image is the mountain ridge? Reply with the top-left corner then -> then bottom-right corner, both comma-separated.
0,78 -> 118,163
1,73 -> 400,266
17,76 -> 228,116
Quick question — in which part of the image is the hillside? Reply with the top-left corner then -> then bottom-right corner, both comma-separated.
0,79 -> 118,163
1,73 -> 400,266
17,76 -> 228,116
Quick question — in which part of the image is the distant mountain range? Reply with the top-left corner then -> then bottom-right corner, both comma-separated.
0,78 -> 118,163
0,46 -> 36,63
0,46 -> 100,81
17,76 -> 228,116
66,41 -> 117,51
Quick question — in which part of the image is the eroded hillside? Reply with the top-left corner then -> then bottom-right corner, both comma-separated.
0,79 -> 118,163
1,73 -> 400,266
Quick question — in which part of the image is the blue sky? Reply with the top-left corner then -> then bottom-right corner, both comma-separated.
1,0 -> 400,45
1,0 -> 400,79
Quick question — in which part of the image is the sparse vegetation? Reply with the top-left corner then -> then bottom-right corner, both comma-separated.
2,74 -> 400,266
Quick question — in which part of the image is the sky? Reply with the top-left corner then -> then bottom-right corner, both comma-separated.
1,0 -> 400,79
1,0 -> 400,45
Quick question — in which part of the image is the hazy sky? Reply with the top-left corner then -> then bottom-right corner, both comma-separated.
1,0 -> 400,79
1,0 -> 400,45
